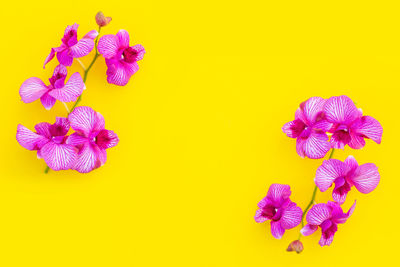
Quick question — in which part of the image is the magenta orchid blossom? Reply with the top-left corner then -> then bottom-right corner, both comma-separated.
67,106 -> 119,173
20,65 -> 85,109
324,95 -> 383,149
16,117 -> 78,171
274,95 -> 381,253
98,30 -> 145,86
17,12 -> 142,174
282,97 -> 332,159
44,23 -> 98,68
301,201 -> 356,246
315,156 -> 380,204
255,184 -> 303,239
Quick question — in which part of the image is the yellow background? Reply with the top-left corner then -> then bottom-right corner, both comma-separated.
0,1 -> 397,266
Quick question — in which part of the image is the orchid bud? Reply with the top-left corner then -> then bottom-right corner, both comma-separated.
95,11 -> 112,27
286,240 -> 303,254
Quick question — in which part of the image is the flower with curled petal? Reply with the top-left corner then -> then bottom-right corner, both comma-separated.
255,184 -> 303,239
16,117 -> 78,171
98,30 -> 145,86
301,201 -> 356,246
315,155 -> 380,204
43,23 -> 98,68
67,106 -> 119,173
324,95 -> 383,149
282,97 -> 332,159
19,65 -> 85,110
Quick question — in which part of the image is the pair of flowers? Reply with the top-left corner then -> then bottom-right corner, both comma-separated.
255,95 -> 382,250
282,95 -> 382,159
17,107 -> 118,173
17,12 -> 145,173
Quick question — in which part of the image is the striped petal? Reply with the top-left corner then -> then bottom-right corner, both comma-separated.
116,29 -> 130,48
41,142 -> 78,171
351,163 -> 380,194
352,116 -> 383,144
306,203 -> 331,225
20,77 -> 48,103
270,221 -> 285,239
324,95 -> 361,124
96,129 -> 119,149
266,184 -> 291,204
299,97 -> 326,124
40,93 -> 56,110
280,202 -> 303,229
68,106 -> 105,136
72,142 -> 106,173
70,38 -> 95,58
303,131 -> 331,159
16,124 -> 49,151
131,44 -> 145,61
98,34 -> 119,58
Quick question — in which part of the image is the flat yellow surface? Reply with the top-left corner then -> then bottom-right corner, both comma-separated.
0,1 -> 397,266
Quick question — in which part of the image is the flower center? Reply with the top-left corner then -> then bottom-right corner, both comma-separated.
122,47 -> 138,63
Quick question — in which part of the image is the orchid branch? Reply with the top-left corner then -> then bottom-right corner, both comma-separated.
297,148 -> 335,240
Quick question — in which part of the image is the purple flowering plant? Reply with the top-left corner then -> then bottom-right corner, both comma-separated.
255,95 -> 382,253
17,12 -> 145,174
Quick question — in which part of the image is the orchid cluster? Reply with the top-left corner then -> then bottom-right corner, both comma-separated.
255,95 -> 382,253
16,12 -> 145,173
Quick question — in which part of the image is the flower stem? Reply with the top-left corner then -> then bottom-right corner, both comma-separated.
298,148 -> 335,240
44,26 -> 102,174
70,26 -> 102,113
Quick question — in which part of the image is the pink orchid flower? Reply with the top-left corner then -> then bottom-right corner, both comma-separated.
255,184 -> 303,239
16,117 -> 78,171
19,65 -> 85,110
67,106 -> 119,173
97,30 -> 145,86
44,23 -> 98,68
315,155 -> 380,204
324,95 -> 383,149
282,97 -> 332,159
301,201 -> 356,246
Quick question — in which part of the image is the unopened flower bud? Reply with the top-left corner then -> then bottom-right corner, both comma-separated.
95,11 -> 112,27
286,240 -> 303,254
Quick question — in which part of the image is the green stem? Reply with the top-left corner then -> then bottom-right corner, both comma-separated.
44,26 -> 102,174
298,148 -> 335,240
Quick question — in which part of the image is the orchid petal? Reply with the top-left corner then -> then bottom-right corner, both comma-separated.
116,29 -> 130,48
266,184 -> 291,204
324,95 -> 361,124
40,93 -> 56,110
41,142 -> 77,171
270,221 -> 285,239
43,48 -> 56,68
280,202 -> 303,229
19,77 -> 48,103
68,106 -> 105,136
98,35 -> 119,58
351,163 -> 380,194
70,38 -> 95,58
56,49 -> 73,66
83,30 -> 98,40
299,97 -> 326,124
16,124 -> 49,151
306,203 -> 332,225
131,44 -> 145,61
301,224 -> 318,236
303,131 -> 331,159
72,142 -> 105,173
254,209 -> 268,223
352,116 -> 383,144
282,119 -> 305,138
